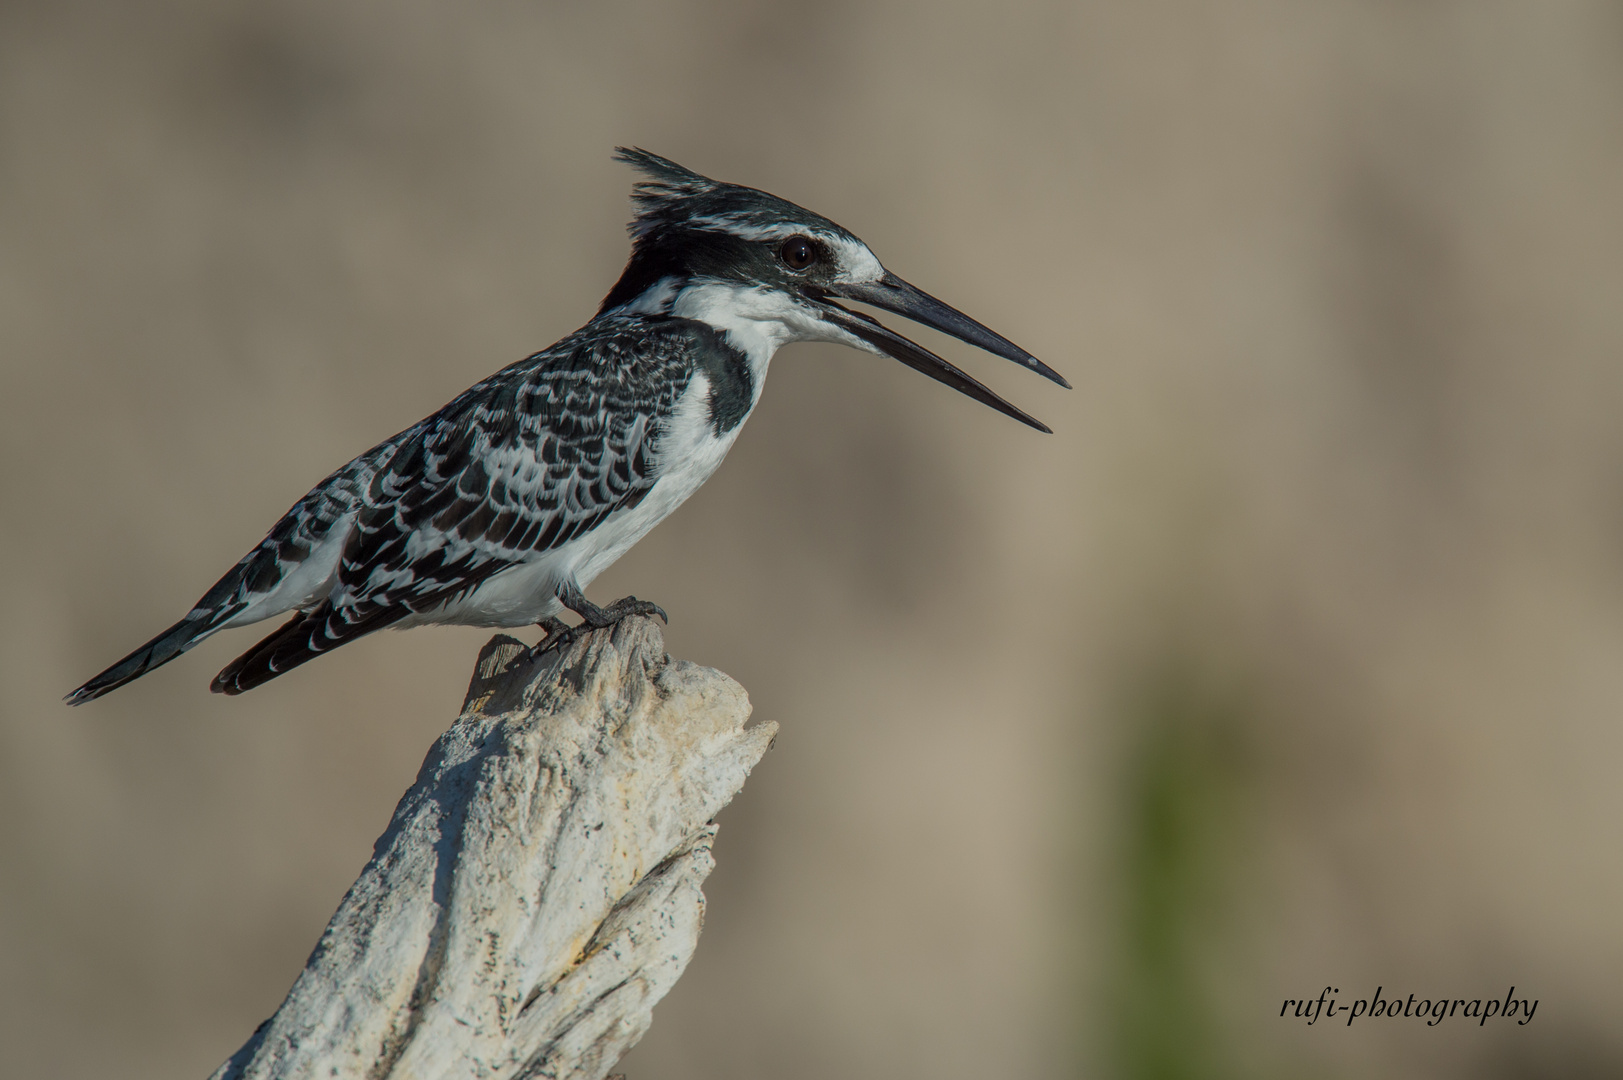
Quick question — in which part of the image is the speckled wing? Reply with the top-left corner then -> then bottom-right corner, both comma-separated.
210,315 -> 703,694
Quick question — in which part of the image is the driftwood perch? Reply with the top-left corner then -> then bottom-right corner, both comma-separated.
212,616 -> 774,1080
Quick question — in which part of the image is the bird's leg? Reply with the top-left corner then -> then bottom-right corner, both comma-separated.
558,580 -> 669,629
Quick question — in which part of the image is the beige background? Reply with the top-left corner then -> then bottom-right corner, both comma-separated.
3,2 -> 1622,1078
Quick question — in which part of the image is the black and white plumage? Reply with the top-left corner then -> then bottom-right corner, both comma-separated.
67,149 -> 1067,704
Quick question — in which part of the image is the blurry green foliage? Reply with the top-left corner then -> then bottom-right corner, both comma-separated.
1109,657 -> 1253,1080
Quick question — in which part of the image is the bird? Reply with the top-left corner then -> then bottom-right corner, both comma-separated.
66,148 -> 1068,705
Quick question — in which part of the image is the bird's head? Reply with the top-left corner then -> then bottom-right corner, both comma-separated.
600,148 -> 1068,432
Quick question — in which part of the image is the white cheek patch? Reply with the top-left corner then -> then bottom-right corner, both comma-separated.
671,280 -> 853,355
673,281 -> 804,332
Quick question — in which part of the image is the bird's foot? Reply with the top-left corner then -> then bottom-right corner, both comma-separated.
529,595 -> 668,660
528,616 -> 579,660
581,595 -> 669,628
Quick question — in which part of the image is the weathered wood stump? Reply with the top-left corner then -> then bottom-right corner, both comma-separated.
211,616 -> 774,1080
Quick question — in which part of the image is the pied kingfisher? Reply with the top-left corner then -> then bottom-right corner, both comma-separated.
67,149 -> 1067,704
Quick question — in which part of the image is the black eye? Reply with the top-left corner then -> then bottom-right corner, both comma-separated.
779,236 -> 815,271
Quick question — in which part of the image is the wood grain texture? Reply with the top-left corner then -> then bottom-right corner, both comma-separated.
211,617 -> 774,1080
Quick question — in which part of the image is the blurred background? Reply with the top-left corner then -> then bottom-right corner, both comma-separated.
3,2 -> 1621,1077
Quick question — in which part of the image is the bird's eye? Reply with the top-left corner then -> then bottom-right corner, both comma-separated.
779,236 -> 815,271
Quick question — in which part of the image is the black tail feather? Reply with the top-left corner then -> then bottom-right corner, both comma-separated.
210,604 -> 404,695
65,612 -> 227,706
210,611 -> 321,695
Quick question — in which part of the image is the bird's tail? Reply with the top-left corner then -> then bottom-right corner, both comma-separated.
64,606 -> 241,706
209,602 -> 404,696
208,610 -> 321,696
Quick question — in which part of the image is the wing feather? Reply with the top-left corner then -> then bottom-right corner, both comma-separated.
219,316 -> 702,674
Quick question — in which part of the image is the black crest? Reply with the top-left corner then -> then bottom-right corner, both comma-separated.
613,147 -> 845,242
615,148 -> 719,236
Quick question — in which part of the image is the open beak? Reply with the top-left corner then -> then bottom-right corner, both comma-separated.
808,272 -> 1067,434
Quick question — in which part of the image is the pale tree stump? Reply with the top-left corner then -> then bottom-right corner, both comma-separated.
211,616 -> 775,1080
